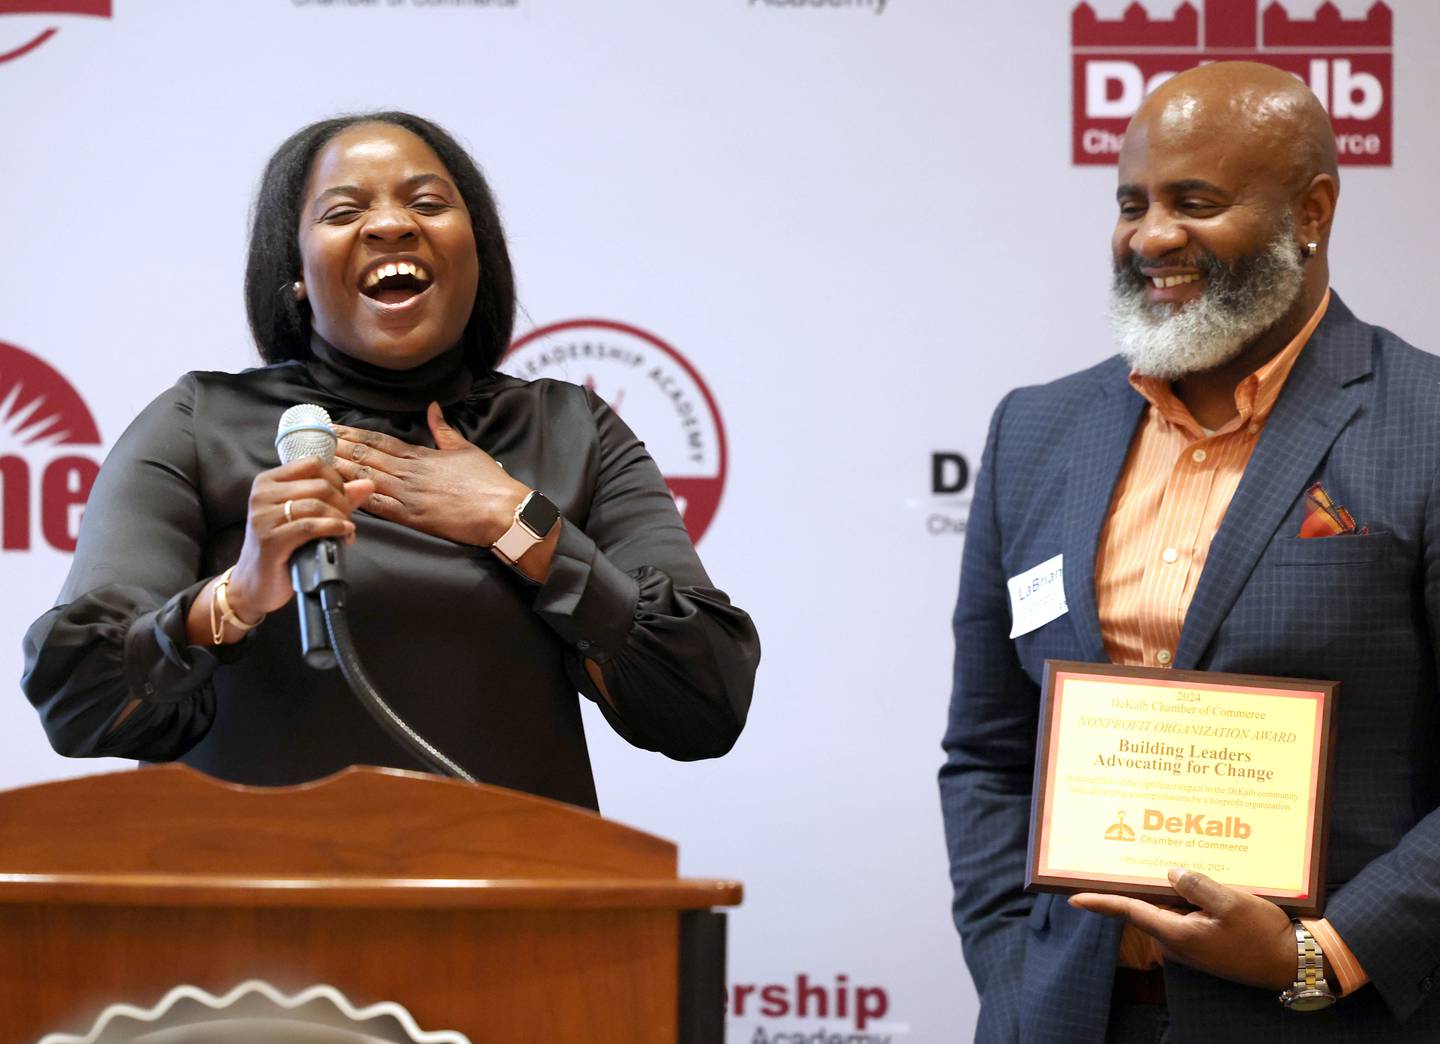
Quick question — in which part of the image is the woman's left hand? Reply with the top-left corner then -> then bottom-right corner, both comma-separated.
332,402 -> 530,548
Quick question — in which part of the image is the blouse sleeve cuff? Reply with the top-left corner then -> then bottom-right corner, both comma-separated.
530,521 -> 640,663
123,578 -> 248,704
1301,917 -> 1370,997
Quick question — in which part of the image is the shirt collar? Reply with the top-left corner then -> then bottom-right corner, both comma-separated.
1129,289 -> 1332,439
304,333 -> 475,414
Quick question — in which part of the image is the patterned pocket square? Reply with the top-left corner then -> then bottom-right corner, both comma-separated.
1299,483 -> 1367,537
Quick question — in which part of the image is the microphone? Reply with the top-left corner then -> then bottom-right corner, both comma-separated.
270,405 -> 475,781
275,404 -> 343,669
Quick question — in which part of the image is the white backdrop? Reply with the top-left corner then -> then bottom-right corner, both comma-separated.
4,1 -> 1439,1040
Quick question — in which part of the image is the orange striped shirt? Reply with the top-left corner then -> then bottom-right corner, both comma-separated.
1096,292 -> 1329,669
1096,290 -> 1367,995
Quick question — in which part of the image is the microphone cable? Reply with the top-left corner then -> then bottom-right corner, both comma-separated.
320,582 -> 476,783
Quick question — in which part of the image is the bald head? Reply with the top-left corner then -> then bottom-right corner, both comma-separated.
1131,61 -> 1338,191
1110,62 -> 1340,386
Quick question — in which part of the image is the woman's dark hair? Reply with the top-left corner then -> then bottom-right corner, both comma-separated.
244,111 -> 516,373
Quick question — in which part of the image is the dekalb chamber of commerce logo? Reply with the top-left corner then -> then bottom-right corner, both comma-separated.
1105,810 -> 1138,841
925,450 -> 972,537
0,341 -> 102,553
0,1 -> 111,65
1105,808 -> 1253,841
1072,0 -> 1393,165
502,320 -> 727,545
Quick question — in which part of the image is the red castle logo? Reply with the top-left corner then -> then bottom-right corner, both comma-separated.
0,341 -> 102,552
1072,0 -> 1393,165
0,1 -> 111,65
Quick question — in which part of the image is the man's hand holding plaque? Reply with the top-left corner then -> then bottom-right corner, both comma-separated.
1069,867 -> 1297,990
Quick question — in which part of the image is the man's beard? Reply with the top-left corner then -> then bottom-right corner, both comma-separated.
1109,227 -> 1306,380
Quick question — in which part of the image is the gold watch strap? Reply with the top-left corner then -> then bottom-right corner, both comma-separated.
1280,919 -> 1336,1010
1295,921 -> 1327,989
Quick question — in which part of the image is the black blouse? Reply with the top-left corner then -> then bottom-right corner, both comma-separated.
21,342 -> 760,810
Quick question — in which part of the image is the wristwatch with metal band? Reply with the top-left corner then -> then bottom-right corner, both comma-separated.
1279,920 -> 1337,1011
491,490 -> 561,566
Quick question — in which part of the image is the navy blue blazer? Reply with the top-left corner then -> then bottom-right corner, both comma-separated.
940,295 -> 1440,1043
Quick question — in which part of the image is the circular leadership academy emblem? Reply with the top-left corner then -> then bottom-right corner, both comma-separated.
502,319 -> 728,545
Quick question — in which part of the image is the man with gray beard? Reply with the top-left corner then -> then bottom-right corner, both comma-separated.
1110,223 -> 1305,382
940,62 -> 1440,1043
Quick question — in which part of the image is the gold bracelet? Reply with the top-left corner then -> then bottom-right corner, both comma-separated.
209,566 -> 265,645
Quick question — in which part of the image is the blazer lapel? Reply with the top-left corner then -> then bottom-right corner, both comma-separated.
1173,296 -> 1374,669
1064,368 -> 1146,664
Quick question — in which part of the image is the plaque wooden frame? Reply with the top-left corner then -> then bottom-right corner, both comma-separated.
1025,659 -> 1338,917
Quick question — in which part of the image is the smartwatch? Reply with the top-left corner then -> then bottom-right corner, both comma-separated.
492,490 -> 561,566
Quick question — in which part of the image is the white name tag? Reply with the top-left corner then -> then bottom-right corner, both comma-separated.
1007,554 -> 1067,639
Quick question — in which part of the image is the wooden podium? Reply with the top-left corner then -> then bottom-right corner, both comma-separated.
0,765 -> 741,1042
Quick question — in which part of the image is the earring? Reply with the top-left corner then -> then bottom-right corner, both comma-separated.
292,280 -> 307,301
1305,242 -> 1318,257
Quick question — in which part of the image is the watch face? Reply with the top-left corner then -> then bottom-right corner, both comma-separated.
519,492 -> 560,537
1285,989 -> 1335,1012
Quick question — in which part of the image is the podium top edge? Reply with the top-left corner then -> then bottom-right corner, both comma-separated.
0,873 -> 745,911
0,765 -> 691,881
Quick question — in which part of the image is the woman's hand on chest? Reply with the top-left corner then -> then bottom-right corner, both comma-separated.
333,402 -> 531,548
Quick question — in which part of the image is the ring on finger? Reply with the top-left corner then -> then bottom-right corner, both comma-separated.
283,499 -> 295,524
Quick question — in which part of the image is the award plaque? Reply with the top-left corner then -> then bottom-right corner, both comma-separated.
1026,660 -> 1337,916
